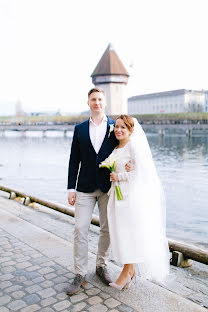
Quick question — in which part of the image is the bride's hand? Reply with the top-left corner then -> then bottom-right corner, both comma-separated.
110,172 -> 119,182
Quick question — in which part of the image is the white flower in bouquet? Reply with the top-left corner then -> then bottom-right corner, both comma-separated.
99,154 -> 116,171
99,154 -> 123,200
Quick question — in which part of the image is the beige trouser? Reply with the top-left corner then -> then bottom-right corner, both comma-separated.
74,189 -> 110,276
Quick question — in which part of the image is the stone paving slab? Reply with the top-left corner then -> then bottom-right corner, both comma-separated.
0,194 -> 207,311
1,192 -> 208,308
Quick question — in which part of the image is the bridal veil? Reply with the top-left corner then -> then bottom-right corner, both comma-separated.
128,118 -> 170,283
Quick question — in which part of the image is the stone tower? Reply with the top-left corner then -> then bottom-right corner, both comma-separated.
91,43 -> 129,115
15,100 -> 23,117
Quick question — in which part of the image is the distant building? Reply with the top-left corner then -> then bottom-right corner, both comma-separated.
91,43 -> 129,115
15,100 -> 23,116
80,110 -> 90,116
205,91 -> 208,113
128,89 -> 207,115
29,110 -> 61,116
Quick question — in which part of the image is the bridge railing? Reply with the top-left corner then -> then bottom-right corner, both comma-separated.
0,184 -> 208,267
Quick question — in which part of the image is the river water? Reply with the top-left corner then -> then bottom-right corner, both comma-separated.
0,130 -> 207,246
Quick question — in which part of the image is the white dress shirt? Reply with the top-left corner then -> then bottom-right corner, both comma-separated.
69,115 -> 108,192
89,115 -> 107,154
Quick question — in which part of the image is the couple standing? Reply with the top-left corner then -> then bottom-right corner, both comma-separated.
67,87 -> 170,295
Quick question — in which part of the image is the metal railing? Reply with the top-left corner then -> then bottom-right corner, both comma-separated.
0,184 -> 207,266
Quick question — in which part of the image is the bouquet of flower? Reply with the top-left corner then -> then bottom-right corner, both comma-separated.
99,154 -> 123,200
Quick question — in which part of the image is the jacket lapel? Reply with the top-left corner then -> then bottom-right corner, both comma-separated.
86,119 -> 97,153
98,117 -> 114,155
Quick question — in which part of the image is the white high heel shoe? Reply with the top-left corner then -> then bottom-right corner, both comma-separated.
109,274 -> 131,291
123,271 -> 136,290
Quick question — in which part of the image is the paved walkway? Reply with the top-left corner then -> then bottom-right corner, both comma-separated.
0,193 -> 207,312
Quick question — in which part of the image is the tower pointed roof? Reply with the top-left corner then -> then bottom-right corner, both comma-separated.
91,43 -> 129,77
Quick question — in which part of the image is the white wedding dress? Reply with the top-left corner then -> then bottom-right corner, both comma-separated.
107,121 -> 170,283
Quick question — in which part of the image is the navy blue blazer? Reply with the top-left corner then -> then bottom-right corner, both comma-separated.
67,117 -> 118,193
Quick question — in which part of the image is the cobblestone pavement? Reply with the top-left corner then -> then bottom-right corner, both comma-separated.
0,227 -> 135,312
0,193 -> 207,311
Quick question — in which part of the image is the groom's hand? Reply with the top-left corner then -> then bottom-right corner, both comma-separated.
125,160 -> 131,172
125,160 -> 134,172
68,192 -> 76,206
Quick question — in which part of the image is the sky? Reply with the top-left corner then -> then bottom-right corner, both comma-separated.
0,0 -> 208,114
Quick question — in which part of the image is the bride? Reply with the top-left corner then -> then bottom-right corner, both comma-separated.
107,115 -> 170,290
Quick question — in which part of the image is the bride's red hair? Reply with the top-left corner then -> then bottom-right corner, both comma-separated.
116,115 -> 134,133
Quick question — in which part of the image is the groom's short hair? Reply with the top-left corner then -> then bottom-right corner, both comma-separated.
88,87 -> 105,98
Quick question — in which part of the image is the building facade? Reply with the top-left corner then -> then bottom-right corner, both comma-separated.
91,44 -> 129,115
205,91 -> 208,113
128,89 -> 207,115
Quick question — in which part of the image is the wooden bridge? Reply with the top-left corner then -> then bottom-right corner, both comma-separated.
0,122 -> 208,136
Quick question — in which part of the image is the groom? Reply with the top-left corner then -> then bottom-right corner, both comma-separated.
66,87 -> 118,295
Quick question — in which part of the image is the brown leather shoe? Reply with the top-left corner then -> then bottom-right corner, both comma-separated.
66,274 -> 86,296
96,266 -> 112,285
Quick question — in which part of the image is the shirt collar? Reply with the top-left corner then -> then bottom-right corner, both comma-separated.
90,115 -> 107,126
